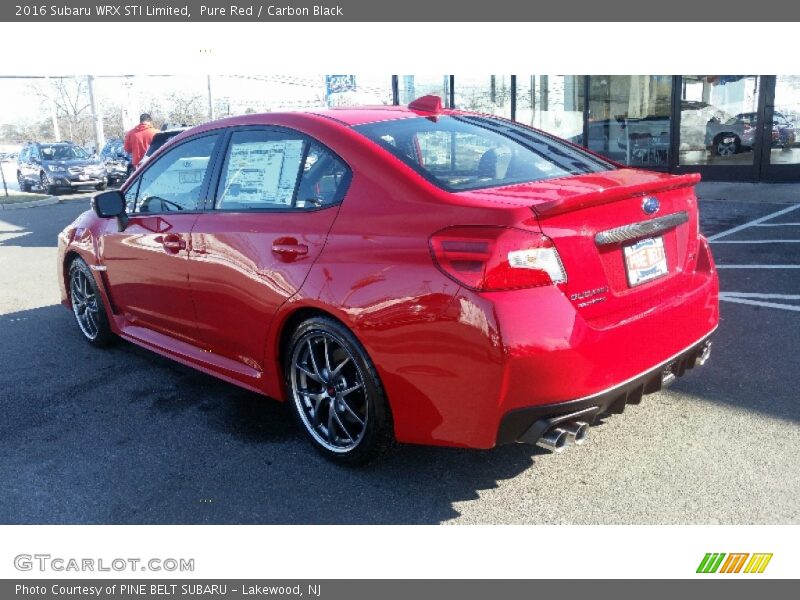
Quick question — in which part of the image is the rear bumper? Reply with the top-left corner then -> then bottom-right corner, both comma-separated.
105,165 -> 128,178
496,331 -> 714,445
386,239 -> 718,449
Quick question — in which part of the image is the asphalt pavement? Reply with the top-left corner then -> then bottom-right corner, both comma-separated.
0,191 -> 798,524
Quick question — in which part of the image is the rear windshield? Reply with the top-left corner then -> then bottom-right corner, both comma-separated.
353,115 -> 614,192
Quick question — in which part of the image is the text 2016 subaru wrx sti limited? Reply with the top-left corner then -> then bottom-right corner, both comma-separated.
58,96 -> 719,465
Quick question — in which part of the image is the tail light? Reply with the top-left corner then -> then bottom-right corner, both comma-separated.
429,226 -> 567,291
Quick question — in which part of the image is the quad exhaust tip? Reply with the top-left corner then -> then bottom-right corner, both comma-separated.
535,421 -> 589,452
696,340 -> 712,367
561,420 -> 589,445
536,427 -> 569,453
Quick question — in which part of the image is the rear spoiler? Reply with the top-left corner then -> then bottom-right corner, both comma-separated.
533,173 -> 701,218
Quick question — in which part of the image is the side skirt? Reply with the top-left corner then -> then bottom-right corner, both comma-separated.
116,323 -> 270,398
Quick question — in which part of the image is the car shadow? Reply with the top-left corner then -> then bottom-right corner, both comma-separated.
0,304 -> 543,525
667,301 -> 799,425
0,301 -> 797,524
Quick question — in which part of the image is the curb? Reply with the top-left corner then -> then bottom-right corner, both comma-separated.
0,196 -> 59,210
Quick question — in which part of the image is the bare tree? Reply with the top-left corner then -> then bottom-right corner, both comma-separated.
101,103 -> 126,139
1,122 -> 37,143
164,92 -> 206,127
30,76 -> 95,144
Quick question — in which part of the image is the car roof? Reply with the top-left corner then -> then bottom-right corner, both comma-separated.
309,105 -> 442,125
182,104 -> 466,135
158,102 -> 477,150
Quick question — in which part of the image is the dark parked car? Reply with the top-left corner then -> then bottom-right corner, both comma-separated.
99,138 -> 133,185
737,111 -> 797,150
17,141 -> 107,194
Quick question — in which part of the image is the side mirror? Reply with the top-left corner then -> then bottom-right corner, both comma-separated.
92,190 -> 129,231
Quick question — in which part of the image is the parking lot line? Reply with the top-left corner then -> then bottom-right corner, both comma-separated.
753,222 -> 800,227
710,240 -> 800,244
718,294 -> 800,312
716,265 -> 800,269
707,203 -> 800,241
721,293 -> 800,299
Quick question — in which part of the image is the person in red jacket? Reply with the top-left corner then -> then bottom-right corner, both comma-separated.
123,113 -> 158,167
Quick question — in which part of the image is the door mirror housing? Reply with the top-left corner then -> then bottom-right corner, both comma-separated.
93,190 -> 129,231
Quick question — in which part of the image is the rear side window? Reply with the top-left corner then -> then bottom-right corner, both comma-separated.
215,129 -> 350,211
296,142 -> 350,208
354,115 -> 614,192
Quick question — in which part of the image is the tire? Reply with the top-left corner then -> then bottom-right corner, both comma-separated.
40,172 -> 56,195
96,181 -> 108,191
714,135 -> 740,157
284,316 -> 395,466
17,171 -> 31,192
67,257 -> 114,347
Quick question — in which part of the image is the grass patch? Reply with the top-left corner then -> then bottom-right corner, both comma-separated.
0,192 -> 51,204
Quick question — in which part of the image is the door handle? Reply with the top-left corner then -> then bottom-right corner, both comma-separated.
272,238 -> 309,259
155,234 -> 187,252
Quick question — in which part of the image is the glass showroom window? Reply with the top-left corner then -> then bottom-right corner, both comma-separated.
400,75 -> 451,106
769,75 -> 800,166
515,76 -> 585,145
587,76 -> 672,168
324,75 -> 394,107
454,75 -> 512,118
679,76 -> 761,167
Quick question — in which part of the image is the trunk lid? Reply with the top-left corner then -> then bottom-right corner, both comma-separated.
462,169 -> 702,322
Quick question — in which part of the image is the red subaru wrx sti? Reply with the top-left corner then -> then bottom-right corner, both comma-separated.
57,96 -> 719,465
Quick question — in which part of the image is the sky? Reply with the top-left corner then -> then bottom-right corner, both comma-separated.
0,74 -> 395,126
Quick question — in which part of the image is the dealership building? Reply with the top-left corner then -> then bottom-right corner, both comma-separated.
368,75 -> 800,182
4,74 -> 798,183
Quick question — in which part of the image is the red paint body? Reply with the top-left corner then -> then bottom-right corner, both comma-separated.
58,106 -> 719,449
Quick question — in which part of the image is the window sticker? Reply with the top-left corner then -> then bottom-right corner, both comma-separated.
221,139 -> 305,208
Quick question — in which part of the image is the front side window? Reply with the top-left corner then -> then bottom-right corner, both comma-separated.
216,130 -> 350,211
132,134 -> 219,213
354,115 -> 613,192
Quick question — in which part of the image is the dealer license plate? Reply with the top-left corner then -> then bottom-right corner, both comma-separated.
624,236 -> 668,287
